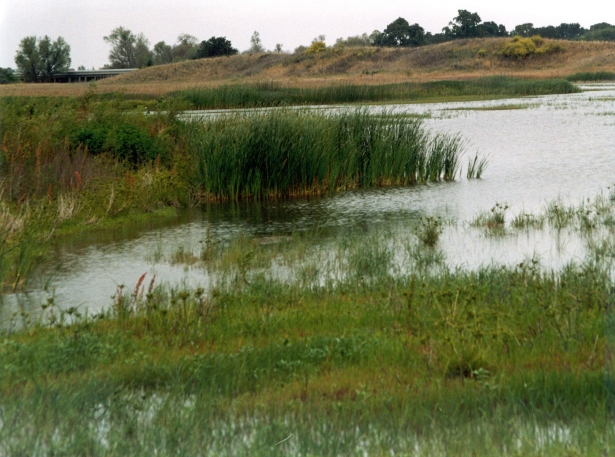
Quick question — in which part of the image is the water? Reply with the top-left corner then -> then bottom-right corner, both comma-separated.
3,83 -> 615,323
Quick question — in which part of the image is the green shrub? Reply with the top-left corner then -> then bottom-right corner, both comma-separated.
71,122 -> 164,165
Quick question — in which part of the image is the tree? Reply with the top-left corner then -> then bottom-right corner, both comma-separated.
15,35 -> 71,82
196,37 -> 238,58
479,21 -> 507,37
274,43 -> 284,53
448,10 -> 482,39
377,18 -> 425,47
512,23 -> 534,38
248,31 -> 265,53
38,36 -> 71,77
103,27 -> 152,68
0,68 -> 17,84
581,23 -> 615,42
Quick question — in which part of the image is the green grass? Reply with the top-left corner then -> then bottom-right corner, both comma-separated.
0,239 -> 612,455
566,71 -> 615,82
174,77 -> 580,110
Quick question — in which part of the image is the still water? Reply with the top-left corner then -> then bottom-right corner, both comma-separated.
4,83 -> 615,322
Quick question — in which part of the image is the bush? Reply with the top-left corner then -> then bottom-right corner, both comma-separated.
501,35 -> 564,59
305,41 -> 326,54
71,122 -> 164,165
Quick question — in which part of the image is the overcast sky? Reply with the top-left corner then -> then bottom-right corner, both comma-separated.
1,0 -> 613,70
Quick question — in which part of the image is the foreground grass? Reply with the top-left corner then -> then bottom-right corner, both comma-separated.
1,225 -> 613,456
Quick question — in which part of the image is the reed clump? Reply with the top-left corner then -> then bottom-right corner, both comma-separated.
188,110 -> 464,200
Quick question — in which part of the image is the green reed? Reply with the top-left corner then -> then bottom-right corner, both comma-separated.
566,71 -> 615,82
176,77 -> 580,110
188,109 -> 464,200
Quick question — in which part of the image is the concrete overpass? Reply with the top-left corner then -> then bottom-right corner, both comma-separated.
51,68 -> 138,83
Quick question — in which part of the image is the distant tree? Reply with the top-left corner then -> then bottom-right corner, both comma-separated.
274,43 -> 284,53
581,23 -> 615,41
448,10 -> 482,39
15,35 -> 71,82
104,27 -> 152,68
0,67 -> 17,84
556,23 -> 585,40
196,37 -> 238,58
77,65 -> 86,70
512,23 -> 534,37
531,25 -> 559,39
377,18 -> 425,47
174,34 -> 199,60
479,21 -> 507,37
153,41 -> 174,65
334,33 -> 374,47
248,31 -> 265,53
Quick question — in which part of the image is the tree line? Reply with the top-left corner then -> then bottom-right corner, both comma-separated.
4,11 -> 615,83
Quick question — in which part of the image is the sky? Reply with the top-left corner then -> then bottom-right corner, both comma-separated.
1,0 -> 613,70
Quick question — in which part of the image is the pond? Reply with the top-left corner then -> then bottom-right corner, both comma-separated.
3,83 -> 615,325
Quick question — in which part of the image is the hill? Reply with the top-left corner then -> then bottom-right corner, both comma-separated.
1,38 -> 614,98
100,38 -> 615,92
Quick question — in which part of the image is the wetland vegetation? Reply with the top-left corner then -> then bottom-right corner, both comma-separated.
1,80 -> 614,456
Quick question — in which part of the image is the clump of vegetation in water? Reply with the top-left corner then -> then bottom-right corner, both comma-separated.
188,109 -> 464,200
466,152 -> 489,179
471,203 -> 509,234
416,215 -> 444,247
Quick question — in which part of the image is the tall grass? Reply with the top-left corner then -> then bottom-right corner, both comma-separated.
176,77 -> 580,110
188,110 -> 464,200
566,71 -> 615,82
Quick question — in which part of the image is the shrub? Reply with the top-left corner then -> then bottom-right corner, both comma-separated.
305,41 -> 326,54
71,122 -> 164,165
501,36 -> 537,59
501,35 -> 564,59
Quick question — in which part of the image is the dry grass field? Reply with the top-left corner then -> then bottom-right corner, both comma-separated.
1,37 -> 615,97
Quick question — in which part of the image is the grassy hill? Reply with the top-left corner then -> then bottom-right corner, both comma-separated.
101,37 -> 615,90
1,37 -> 614,97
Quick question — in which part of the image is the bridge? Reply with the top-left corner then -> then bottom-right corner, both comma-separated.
51,68 -> 138,83
14,68 -> 139,83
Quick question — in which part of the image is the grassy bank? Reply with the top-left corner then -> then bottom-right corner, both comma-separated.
0,228 -> 612,455
176,77 -> 579,109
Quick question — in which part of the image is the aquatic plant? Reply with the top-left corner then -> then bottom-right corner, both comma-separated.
466,152 -> 489,179
188,109 -> 465,200
416,215 -> 444,247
